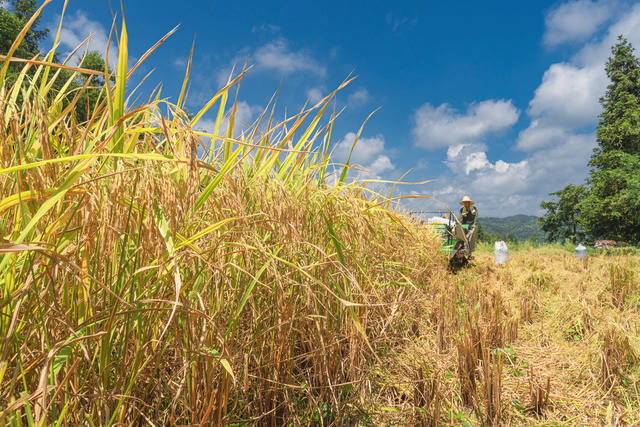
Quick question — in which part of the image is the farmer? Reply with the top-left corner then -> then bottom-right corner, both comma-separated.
459,195 -> 478,255
459,196 -> 477,225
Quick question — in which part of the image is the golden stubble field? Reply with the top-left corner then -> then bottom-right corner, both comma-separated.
361,247 -> 640,426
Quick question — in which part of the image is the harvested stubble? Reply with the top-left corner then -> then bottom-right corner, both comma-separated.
610,262 -> 636,310
0,6 -> 444,425
527,368 -> 551,416
481,347 -> 503,427
363,248 -> 640,425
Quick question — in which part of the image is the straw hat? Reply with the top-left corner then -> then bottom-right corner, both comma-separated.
459,195 -> 474,205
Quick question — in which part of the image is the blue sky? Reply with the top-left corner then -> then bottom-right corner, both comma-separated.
37,0 -> 640,216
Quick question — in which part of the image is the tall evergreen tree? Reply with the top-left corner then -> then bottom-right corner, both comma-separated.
579,36 -> 640,243
595,36 -> 640,155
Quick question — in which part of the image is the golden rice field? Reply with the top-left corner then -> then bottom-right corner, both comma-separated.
365,247 -> 640,426
0,4 -> 638,425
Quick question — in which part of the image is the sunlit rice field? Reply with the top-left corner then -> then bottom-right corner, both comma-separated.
1,3 -> 639,426
0,3 -> 444,425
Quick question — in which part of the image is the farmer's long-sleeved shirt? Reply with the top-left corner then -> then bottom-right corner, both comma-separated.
460,206 -> 478,225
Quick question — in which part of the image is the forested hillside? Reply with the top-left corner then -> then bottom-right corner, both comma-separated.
479,214 -> 544,241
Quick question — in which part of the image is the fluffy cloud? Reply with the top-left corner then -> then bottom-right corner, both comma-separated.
446,143 -> 529,187
516,122 -> 570,151
527,63 -> 606,129
306,87 -> 325,104
517,2 -> 640,153
217,38 -> 325,86
543,0 -> 618,47
254,39 -> 326,76
573,2 -> 640,66
413,144 -> 530,216
412,99 -> 520,149
332,132 -> 394,177
429,129 -> 596,216
347,88 -> 372,107
56,11 -> 119,67
408,0 -> 629,216
420,132 -> 595,216
526,133 -> 595,187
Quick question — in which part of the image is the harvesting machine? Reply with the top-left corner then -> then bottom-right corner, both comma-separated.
426,213 -> 478,270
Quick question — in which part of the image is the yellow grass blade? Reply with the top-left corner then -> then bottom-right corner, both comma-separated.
337,107 -> 380,185
40,0 -> 70,95
176,38 -> 195,111
113,16 -> 129,152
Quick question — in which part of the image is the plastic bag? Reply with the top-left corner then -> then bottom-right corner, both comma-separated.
494,241 -> 509,265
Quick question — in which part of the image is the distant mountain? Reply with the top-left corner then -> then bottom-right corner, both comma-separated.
479,214 -> 545,241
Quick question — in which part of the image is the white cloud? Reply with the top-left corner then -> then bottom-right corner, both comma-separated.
332,132 -> 394,177
196,118 -> 214,132
527,133 -> 595,183
412,99 -> 520,149
56,11 -> 119,67
333,132 -> 385,165
415,144 -> 531,216
446,144 -> 466,159
306,87 -> 325,104
216,38 -> 325,87
445,143 -> 529,182
573,2 -> 640,66
418,129 -> 596,216
254,39 -> 326,76
173,57 -> 186,68
347,88 -> 372,107
463,152 -> 492,175
409,0 -> 634,216
543,0 -> 618,47
368,155 -> 395,175
517,2 -> 640,153
527,63 -> 606,129
231,101 -> 264,132
516,122 -> 570,151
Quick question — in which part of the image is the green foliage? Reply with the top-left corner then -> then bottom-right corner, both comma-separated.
0,0 -> 48,54
1,0 -> 112,123
0,0 -> 48,64
539,184 -> 588,243
595,36 -> 640,156
541,36 -> 640,245
580,151 -> 640,243
578,36 -> 640,244
478,215 -> 543,243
